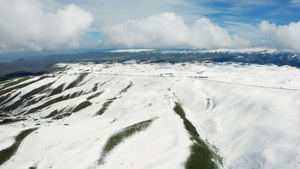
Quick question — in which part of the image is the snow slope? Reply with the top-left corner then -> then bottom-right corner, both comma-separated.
0,62 -> 300,169
160,48 -> 278,54
110,49 -> 156,53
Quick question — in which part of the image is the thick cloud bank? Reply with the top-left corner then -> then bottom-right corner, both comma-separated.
102,12 -> 250,49
260,21 -> 300,52
0,0 -> 93,52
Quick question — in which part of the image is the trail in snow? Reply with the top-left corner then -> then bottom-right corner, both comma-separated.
68,71 -> 300,92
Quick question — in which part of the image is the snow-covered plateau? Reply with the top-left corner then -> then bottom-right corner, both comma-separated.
0,62 -> 300,169
109,48 -> 279,54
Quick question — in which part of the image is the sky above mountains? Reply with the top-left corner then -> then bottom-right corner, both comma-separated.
1,0 -> 300,53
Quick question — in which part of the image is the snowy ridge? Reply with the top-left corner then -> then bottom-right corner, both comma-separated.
198,48 -> 278,54
0,62 -> 300,169
109,48 -> 279,54
160,48 -> 278,54
109,49 -> 156,53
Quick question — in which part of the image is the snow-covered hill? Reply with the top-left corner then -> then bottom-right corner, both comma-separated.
0,62 -> 300,169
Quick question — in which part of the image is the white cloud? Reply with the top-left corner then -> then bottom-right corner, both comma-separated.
291,0 -> 300,6
260,21 -> 300,52
223,21 -> 264,41
0,0 -> 93,52
102,12 -> 250,49
53,0 -> 217,31
260,21 -> 277,34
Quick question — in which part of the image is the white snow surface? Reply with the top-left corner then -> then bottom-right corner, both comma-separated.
109,49 -> 156,53
198,48 -> 278,54
108,48 -> 279,54
0,62 -> 300,169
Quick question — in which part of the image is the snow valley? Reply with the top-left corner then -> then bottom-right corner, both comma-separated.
0,61 -> 300,169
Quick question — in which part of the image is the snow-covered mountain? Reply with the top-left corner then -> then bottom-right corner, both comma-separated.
1,48 -> 300,77
108,48 -> 279,54
0,62 -> 300,169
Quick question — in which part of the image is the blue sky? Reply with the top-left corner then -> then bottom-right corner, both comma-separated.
1,0 -> 300,53
201,0 -> 300,25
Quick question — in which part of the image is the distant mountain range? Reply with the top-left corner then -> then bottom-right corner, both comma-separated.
0,48 -> 299,78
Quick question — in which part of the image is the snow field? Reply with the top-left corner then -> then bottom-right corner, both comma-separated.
0,62 -> 299,168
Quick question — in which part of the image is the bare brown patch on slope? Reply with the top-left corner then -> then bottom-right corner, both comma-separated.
72,101 -> 92,112
0,76 -> 49,96
65,73 -> 88,90
26,94 -> 70,115
0,128 -> 37,166
87,91 -> 104,100
69,90 -> 84,99
0,92 -> 21,107
49,84 -> 64,96
3,82 -> 54,111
